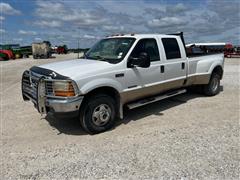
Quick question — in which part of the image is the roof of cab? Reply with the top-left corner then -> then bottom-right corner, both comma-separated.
106,33 -> 179,39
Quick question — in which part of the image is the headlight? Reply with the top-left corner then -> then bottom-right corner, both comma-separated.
53,81 -> 75,97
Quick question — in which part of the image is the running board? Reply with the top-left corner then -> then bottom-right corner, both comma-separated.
127,89 -> 187,110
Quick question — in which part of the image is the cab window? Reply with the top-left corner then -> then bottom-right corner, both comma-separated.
162,38 -> 181,59
130,38 -> 160,62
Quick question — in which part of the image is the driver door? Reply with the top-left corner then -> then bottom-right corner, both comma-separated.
123,38 -> 164,102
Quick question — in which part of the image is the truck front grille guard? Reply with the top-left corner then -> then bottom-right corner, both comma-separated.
22,70 -> 46,114
22,70 -> 38,103
22,70 -> 80,114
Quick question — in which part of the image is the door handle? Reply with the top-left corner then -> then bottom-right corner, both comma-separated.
160,65 -> 164,73
181,62 -> 185,69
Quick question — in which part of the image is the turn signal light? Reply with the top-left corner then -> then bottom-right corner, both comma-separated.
54,90 -> 75,97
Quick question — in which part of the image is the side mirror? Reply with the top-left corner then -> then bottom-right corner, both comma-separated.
128,52 -> 150,68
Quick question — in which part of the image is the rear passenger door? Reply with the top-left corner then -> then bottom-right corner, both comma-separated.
161,37 -> 187,89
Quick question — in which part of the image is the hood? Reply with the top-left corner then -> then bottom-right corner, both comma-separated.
38,59 -> 113,79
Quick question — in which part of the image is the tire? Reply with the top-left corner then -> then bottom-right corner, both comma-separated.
79,94 -> 117,134
4,56 -> 9,61
202,73 -> 220,96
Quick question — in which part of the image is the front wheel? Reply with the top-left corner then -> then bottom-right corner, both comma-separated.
202,73 -> 221,96
79,94 -> 117,134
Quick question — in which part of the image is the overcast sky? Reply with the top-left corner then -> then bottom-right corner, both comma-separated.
0,0 -> 239,48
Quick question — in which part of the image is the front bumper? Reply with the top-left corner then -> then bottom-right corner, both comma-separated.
46,96 -> 84,113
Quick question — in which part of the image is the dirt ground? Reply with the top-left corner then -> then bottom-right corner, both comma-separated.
0,54 -> 239,179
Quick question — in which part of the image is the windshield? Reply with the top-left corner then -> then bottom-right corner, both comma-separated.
85,38 -> 135,64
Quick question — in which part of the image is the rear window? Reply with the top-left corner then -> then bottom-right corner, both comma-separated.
162,38 -> 181,59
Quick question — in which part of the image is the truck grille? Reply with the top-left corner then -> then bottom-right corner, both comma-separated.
45,81 -> 54,96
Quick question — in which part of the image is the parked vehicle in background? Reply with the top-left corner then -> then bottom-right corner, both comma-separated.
57,45 -> 68,54
51,46 -> 58,54
186,41 -> 239,60
0,44 -> 32,59
0,49 -> 15,60
8,44 -> 22,58
224,46 -> 240,58
1,44 -> 22,58
22,32 -> 224,134
0,44 -> 15,60
32,41 -> 51,59
186,42 -> 234,57
0,52 -> 8,61
18,46 -> 32,58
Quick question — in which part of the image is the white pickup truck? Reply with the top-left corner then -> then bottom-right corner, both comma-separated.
22,32 -> 224,134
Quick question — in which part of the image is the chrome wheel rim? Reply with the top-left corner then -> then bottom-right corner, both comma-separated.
92,104 -> 111,126
211,77 -> 219,92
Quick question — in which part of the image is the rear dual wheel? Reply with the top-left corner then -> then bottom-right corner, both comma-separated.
202,73 -> 220,96
79,94 -> 117,134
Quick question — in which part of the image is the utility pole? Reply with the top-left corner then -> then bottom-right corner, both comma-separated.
77,38 -> 80,59
77,27 -> 80,59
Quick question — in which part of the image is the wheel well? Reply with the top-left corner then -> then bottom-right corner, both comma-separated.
82,86 -> 121,117
212,66 -> 223,79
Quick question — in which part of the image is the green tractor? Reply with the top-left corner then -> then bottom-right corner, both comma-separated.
17,46 -> 32,58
